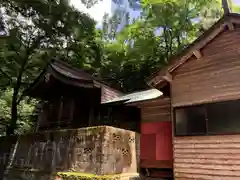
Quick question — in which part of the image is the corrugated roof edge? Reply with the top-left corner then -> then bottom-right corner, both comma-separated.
102,88 -> 163,104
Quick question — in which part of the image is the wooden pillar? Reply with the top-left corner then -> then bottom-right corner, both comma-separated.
89,107 -> 95,127
47,102 -> 52,129
35,109 -> 43,132
108,107 -> 112,123
69,100 -> 75,123
58,97 -> 63,127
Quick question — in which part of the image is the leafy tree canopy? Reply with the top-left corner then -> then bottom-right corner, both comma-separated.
0,0 -> 240,135
0,0 -> 101,135
99,0 -> 240,92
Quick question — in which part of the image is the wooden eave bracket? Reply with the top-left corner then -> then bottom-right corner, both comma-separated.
193,50 -> 202,59
150,77 -> 161,87
151,80 -> 157,87
226,22 -> 235,31
149,18 -> 233,88
162,72 -> 172,83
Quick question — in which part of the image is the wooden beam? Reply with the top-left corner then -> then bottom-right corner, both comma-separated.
226,22 -> 235,31
193,50 -> 202,59
162,72 -> 172,83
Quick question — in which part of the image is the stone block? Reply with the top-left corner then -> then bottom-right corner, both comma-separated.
0,126 -> 140,179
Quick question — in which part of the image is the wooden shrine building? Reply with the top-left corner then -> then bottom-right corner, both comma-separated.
26,60 -> 140,132
149,13 -> 240,180
2,60 -> 141,180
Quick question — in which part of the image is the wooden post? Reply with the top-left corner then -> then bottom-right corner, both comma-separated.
69,100 -> 75,124
162,72 -> 172,83
108,107 -> 112,122
226,22 -> 235,31
97,107 -> 101,125
89,107 -> 94,126
47,102 -> 51,129
58,97 -> 63,126
35,110 -> 42,132
193,50 -> 202,59
169,82 -> 176,180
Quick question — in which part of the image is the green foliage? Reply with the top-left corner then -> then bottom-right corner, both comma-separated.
0,0 -> 99,135
98,0 -> 240,92
1,0 -> 240,135
0,89 -> 37,136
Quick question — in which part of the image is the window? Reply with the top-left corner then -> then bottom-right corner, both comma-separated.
207,101 -> 240,134
174,99 -> 240,136
175,105 -> 206,136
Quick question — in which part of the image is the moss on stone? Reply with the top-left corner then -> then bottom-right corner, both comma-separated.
57,172 -> 121,180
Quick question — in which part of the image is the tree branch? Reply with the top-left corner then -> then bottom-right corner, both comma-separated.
163,26 -> 169,59
0,121 -> 7,126
169,29 -> 173,57
10,44 -> 22,60
15,35 -> 44,104
0,68 -> 12,81
17,93 -> 25,105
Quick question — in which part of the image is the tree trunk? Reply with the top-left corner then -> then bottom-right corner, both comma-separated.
222,0 -> 231,15
6,88 -> 18,135
6,50 -> 30,135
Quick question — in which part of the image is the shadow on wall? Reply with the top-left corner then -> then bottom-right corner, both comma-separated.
0,130 -> 80,180
0,126 -> 139,180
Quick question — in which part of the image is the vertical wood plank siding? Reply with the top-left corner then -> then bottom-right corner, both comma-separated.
138,97 -> 171,122
172,28 -> 240,107
174,135 -> 240,180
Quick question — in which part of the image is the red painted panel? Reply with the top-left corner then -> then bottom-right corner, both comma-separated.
141,121 -> 170,134
140,134 -> 156,160
156,122 -> 173,161
141,121 -> 173,166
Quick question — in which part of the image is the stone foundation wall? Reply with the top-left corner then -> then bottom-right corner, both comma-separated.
0,126 -> 139,180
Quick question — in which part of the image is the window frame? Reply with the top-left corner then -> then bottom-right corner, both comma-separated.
173,105 -> 208,137
173,99 -> 240,137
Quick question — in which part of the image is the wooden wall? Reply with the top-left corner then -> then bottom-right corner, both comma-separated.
136,97 -> 171,122
136,97 -> 173,169
174,135 -> 240,180
172,26 -> 240,107
141,121 -> 173,169
36,99 -> 91,131
169,26 -> 240,179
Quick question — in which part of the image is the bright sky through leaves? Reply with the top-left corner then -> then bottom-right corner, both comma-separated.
70,0 -> 240,26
